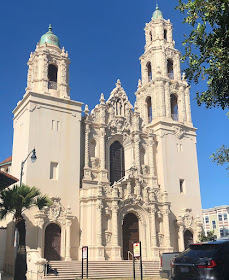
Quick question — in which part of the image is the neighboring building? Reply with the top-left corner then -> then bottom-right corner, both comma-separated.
0,156 -> 12,174
202,206 -> 229,239
0,156 -> 18,191
0,5 -> 203,273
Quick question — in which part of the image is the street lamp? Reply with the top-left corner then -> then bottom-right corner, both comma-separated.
19,148 -> 37,187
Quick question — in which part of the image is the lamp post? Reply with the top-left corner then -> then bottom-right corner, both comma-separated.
19,148 -> 37,187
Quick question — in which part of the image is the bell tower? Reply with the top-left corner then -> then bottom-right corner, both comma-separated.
135,5 -> 202,248
26,25 -> 70,99
11,25 -> 82,219
136,5 -> 192,126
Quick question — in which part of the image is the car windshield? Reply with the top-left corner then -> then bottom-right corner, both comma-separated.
179,244 -> 220,258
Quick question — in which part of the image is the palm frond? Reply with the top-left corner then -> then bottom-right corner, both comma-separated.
35,195 -> 53,210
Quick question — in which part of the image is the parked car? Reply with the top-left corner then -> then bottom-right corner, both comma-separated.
170,239 -> 229,280
160,252 -> 180,278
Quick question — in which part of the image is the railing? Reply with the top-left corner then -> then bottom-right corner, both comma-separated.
128,251 -> 133,260
48,81 -> 57,90
171,114 -> 178,121
168,73 -> 174,79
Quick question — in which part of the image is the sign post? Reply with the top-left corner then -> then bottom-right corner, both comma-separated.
82,246 -> 88,279
133,242 -> 143,280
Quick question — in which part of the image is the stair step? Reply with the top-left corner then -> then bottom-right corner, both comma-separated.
44,260 -> 160,280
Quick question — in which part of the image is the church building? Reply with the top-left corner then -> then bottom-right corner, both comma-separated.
1,5 -> 203,272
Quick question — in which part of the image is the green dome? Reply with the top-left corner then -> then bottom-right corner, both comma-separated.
39,24 -> 60,47
152,4 -> 163,19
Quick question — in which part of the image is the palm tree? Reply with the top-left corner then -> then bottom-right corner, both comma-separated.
0,184 -> 52,280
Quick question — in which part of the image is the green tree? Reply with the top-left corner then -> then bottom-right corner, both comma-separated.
198,230 -> 216,242
0,184 -> 52,280
176,0 -> 229,171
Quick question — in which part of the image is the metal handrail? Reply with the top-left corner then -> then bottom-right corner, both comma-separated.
128,251 -> 133,260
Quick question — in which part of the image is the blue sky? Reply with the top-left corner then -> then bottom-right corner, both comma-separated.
0,0 -> 228,209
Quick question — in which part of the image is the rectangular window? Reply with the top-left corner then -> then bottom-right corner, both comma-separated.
212,220 -> 216,229
50,162 -> 59,180
220,228 -> 224,237
179,179 -> 185,193
205,216 -> 209,224
224,213 -> 228,221
57,121 -> 60,132
218,214 -> 222,221
52,120 -> 55,130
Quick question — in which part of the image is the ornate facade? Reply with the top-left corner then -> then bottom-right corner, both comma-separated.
1,5 -> 203,272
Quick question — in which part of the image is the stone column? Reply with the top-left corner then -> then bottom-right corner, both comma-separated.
180,85 -> 186,122
150,205 -> 157,248
83,122 -> 92,180
111,186 -> 121,260
96,199 -> 105,260
178,225 -> 185,252
112,201 -> 119,247
148,132 -> 155,177
34,210 -> 46,257
85,123 -> 90,168
100,127 -> 106,170
176,53 -> 181,80
96,200 -> 103,247
159,81 -> 166,117
134,134 -> 140,172
163,205 -> 171,248
65,219 -> 72,261
165,82 -> 171,118
185,87 -> 192,123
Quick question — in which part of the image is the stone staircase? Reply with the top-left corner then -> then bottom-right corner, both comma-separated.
44,260 -> 160,280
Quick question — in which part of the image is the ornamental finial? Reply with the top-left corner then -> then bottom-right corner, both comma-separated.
48,24 -> 52,32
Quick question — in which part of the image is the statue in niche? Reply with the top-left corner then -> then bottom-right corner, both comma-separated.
116,99 -> 122,116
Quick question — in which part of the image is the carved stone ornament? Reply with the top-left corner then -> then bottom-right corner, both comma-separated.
142,165 -> 150,175
48,197 -> 61,221
179,208 -> 194,229
173,125 -> 185,139
105,231 -> 112,244
91,157 -> 100,169
158,233 -> 164,246
103,185 -> 112,196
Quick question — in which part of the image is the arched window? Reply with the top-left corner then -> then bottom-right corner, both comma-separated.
146,96 -> 152,123
149,31 -> 153,42
164,29 -> 167,40
48,64 -> 58,89
167,59 -> 174,79
147,62 -> 152,82
170,94 -> 178,121
110,141 -> 125,185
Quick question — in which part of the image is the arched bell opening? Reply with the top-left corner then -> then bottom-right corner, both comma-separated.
146,96 -> 152,123
110,141 -> 125,185
44,223 -> 61,261
48,64 -> 58,90
146,62 -> 152,82
184,229 -> 193,249
122,213 -> 139,260
170,94 -> 178,121
167,59 -> 174,79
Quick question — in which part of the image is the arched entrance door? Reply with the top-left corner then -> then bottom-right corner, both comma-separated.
44,223 -> 61,261
184,230 -> 193,249
122,213 -> 139,260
